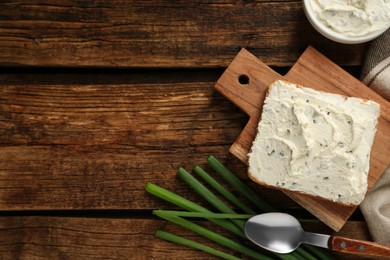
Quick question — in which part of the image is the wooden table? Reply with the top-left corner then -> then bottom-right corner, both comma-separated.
0,1 -> 376,259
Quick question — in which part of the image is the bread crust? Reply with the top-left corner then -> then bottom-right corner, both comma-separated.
247,169 -> 359,206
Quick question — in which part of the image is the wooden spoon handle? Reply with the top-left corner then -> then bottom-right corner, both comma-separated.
330,236 -> 390,257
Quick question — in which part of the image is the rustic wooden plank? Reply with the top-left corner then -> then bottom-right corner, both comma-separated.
0,81 -> 303,210
0,217 -> 374,259
0,0 -> 366,68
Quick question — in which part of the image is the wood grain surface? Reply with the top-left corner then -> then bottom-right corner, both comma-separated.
0,0 -> 366,68
0,73 -> 375,259
215,47 -> 390,231
330,236 -> 390,257
0,1 -> 378,259
0,80 -> 305,210
0,216 -> 375,260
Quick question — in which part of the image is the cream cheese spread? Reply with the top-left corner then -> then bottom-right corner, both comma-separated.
309,0 -> 390,37
248,80 -> 380,205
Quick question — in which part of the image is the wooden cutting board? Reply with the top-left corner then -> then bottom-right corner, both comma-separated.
215,46 -> 390,231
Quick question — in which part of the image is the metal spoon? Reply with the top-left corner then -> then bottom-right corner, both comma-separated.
244,212 -> 390,257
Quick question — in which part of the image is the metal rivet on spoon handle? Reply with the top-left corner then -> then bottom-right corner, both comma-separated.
330,236 -> 390,256
244,213 -> 390,257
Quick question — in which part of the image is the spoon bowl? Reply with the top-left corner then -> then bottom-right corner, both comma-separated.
245,212 -> 314,253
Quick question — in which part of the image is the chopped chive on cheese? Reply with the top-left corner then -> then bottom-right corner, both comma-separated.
248,80 -> 380,205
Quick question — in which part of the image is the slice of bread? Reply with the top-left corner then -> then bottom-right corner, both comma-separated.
248,80 -> 380,205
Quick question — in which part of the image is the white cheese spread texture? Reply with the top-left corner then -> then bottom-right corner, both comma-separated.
248,80 -> 380,205
310,0 -> 390,37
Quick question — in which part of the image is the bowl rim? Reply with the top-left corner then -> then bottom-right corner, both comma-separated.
302,0 -> 390,44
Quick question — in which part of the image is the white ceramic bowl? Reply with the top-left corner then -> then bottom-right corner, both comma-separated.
303,0 -> 390,44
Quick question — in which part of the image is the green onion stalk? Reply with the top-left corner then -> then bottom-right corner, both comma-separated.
146,155 -> 334,260
156,230 -> 241,260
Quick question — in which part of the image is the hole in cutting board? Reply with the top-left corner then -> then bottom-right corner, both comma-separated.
238,74 -> 249,85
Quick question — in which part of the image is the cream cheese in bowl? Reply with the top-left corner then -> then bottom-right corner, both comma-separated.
303,0 -> 390,44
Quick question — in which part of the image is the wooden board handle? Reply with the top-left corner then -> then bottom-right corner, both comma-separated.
330,236 -> 390,257
215,48 -> 282,116
215,48 -> 282,162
